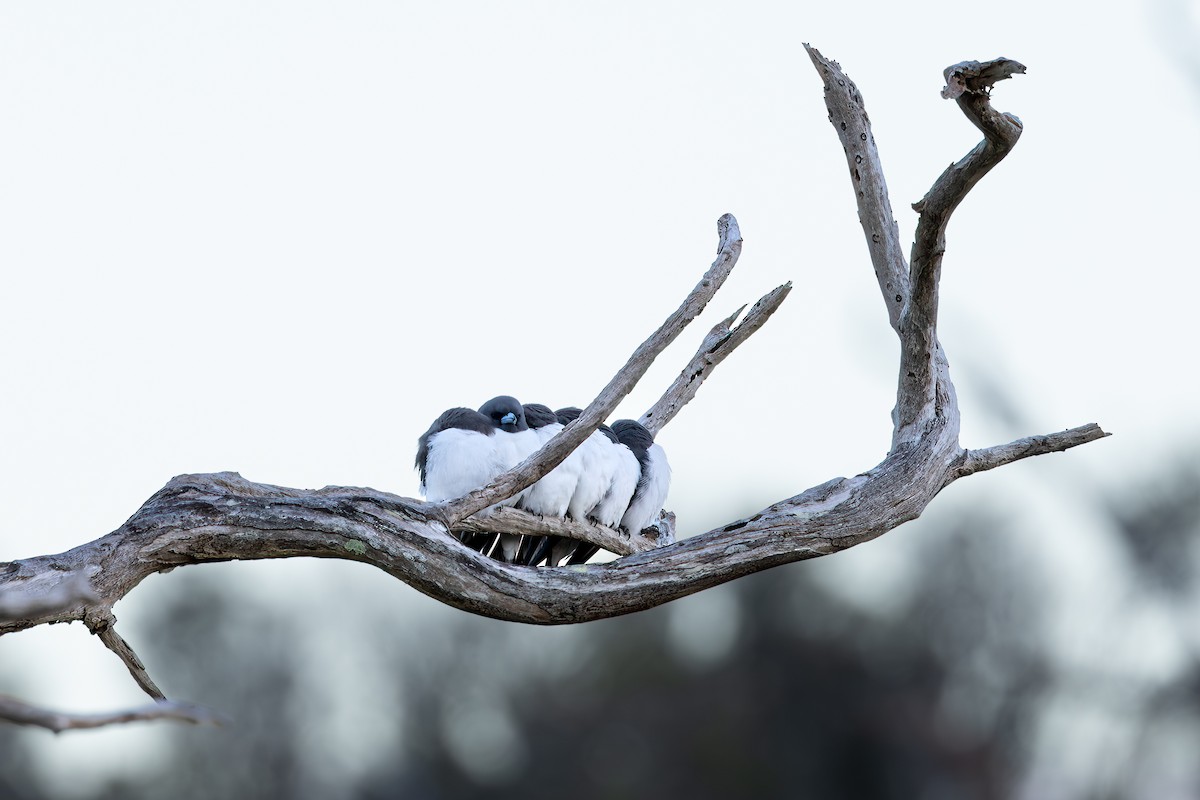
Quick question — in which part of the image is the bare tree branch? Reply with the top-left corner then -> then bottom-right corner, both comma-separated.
84,609 -> 167,701
442,214 -> 744,524
955,424 -> 1110,478
804,44 -> 909,332
0,694 -> 223,733
899,57 -> 1026,443
456,506 -> 664,557
640,282 -> 792,437
0,49 -> 1109,725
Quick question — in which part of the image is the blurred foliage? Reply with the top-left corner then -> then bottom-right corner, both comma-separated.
1109,460 -> 1200,597
2,457 -> 1199,799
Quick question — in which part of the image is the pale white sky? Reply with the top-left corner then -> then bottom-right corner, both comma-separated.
2,1 -> 1198,794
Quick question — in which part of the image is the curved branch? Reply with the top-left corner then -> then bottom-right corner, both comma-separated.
899,57 -> 1026,441
0,414 -> 1102,634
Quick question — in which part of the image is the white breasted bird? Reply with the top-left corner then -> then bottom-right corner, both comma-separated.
611,419 -> 671,535
516,403 -> 585,565
415,406 -> 509,554
416,407 -> 507,503
549,407 -> 640,566
477,395 -> 541,563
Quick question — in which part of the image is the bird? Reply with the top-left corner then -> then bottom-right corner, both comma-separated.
416,407 -> 507,503
477,395 -> 542,563
415,406 -> 510,554
610,419 -> 672,535
554,408 -> 614,527
515,403 -> 585,566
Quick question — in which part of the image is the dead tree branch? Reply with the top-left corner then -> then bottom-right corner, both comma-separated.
85,609 -> 168,701
0,47 -> 1108,729
640,282 -> 792,437
0,694 -> 223,733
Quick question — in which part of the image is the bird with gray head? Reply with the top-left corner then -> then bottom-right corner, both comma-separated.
548,407 -> 640,566
610,419 -> 671,535
415,406 -> 509,554
416,407 -> 504,502
477,395 -> 541,563
514,403 -> 586,566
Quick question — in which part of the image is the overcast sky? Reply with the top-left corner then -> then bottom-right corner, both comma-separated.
2,1 -> 1198,792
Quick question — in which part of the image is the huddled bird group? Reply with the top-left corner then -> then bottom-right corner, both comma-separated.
416,396 -> 671,566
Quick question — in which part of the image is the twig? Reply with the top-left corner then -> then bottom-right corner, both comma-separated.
640,282 -> 792,437
956,424 -> 1110,478
0,694 -> 224,733
84,610 -> 167,700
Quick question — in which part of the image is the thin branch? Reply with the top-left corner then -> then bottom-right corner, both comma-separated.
442,214 -> 743,524
84,610 -> 167,700
899,57 -> 1026,439
640,282 -> 792,437
456,506 -> 664,557
804,44 -> 909,332
0,694 -> 223,733
955,424 -> 1110,478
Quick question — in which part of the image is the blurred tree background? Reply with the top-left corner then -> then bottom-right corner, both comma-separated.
3,455 -> 1198,799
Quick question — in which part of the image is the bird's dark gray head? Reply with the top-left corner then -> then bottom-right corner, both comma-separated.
611,419 -> 654,473
479,395 -> 529,432
522,403 -> 558,429
415,407 -> 494,482
554,407 -> 582,426
554,406 -> 618,442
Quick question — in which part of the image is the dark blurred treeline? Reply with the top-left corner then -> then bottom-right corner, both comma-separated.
1,459 -> 1198,800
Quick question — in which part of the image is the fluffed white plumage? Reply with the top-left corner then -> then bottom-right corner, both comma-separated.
416,408 -> 506,502
621,442 -> 671,533
518,410 -> 584,519
612,419 -> 672,534
547,407 -> 626,566
478,396 -> 541,561
566,430 -> 617,522
589,437 -> 639,529
421,427 -> 509,502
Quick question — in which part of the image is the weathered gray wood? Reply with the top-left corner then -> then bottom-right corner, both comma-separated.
456,505 -> 663,557
804,45 -> 909,333
898,57 -> 1026,447
640,282 -> 792,437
